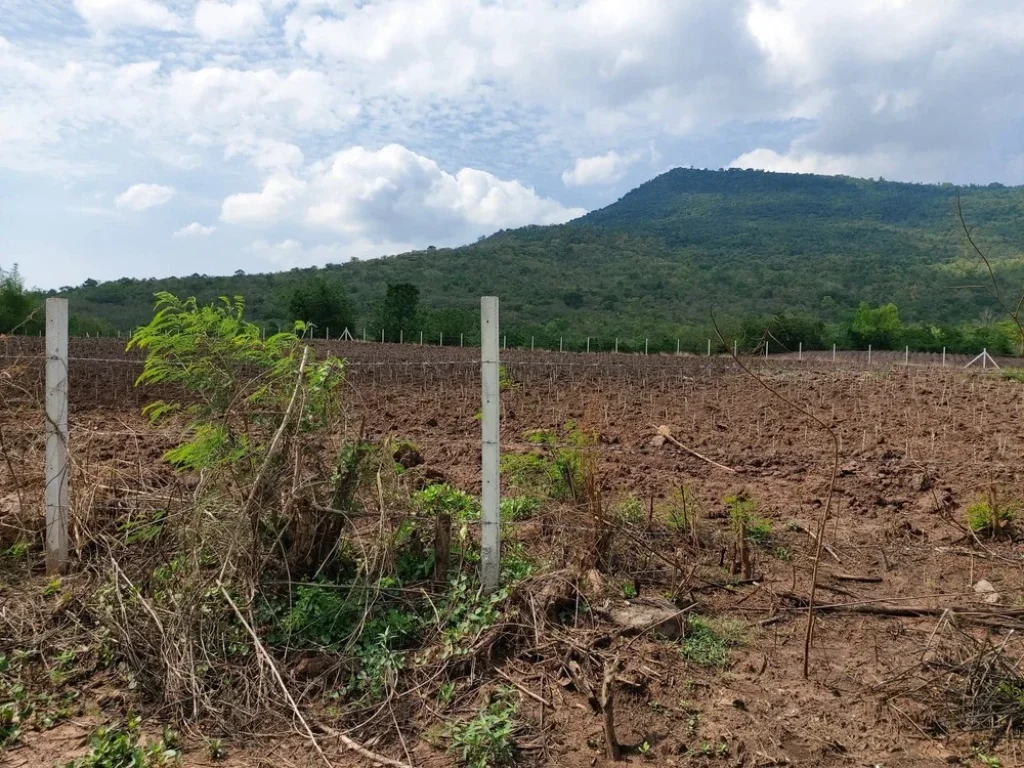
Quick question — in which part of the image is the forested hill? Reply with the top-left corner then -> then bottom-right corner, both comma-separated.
59,168 -> 1024,348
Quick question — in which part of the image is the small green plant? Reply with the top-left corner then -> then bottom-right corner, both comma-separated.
774,546 -> 792,561
501,542 -> 534,582
966,495 -> 1017,536
622,582 -> 638,599
42,577 -> 62,598
502,423 -> 595,502
442,575 -> 505,654
0,702 -> 20,747
412,484 -> 480,521
498,364 -> 518,392
725,493 -> 772,545
3,541 -> 30,560
614,495 -> 646,525
665,486 -> 701,540
680,616 -> 745,668
500,495 -> 541,521
445,689 -> 518,768
438,681 -> 457,706
977,755 -> 1002,768
279,584 -> 359,648
62,718 -> 179,768
638,740 -> 653,757
207,739 -> 227,761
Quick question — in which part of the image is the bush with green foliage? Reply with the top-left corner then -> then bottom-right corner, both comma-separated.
412,484 -> 480,521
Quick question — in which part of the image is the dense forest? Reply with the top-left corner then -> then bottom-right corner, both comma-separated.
11,168 -> 1024,353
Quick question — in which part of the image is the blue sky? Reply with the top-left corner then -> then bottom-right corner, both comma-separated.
3,0 -> 1024,289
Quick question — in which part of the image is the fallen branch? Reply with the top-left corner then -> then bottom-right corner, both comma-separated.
777,591 -> 1024,631
654,425 -> 737,473
792,523 -> 841,564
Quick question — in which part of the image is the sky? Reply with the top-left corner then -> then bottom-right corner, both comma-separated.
2,0 -> 1024,289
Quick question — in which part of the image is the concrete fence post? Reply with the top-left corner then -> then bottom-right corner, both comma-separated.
480,297 -> 501,593
45,299 -> 69,575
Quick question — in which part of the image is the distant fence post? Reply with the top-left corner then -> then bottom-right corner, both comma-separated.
586,337 -> 590,353
503,335 -> 506,350
868,345 -> 872,365
905,346 -> 909,366
381,328 -> 384,343
645,338 -> 649,355
460,333 -> 464,348
531,336 -> 535,351
420,331 -> 423,346
480,297 -> 501,593
799,342 -> 802,361
45,298 -> 70,575
615,338 -> 619,353
706,339 -> 710,357
832,343 -> 836,364
983,348 -> 988,370
326,327 -> 330,341
942,347 -> 946,367
733,340 -> 738,358
363,328 -> 367,342
560,337 -> 563,353
400,330 -> 403,344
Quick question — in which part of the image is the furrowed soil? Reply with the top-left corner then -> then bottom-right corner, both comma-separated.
2,337 -> 1024,767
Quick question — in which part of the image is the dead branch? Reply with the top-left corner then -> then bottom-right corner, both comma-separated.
601,654 -> 620,761
654,424 -> 737,473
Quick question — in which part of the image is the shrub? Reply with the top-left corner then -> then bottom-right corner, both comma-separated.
412,484 -> 479,521
502,422 -> 595,503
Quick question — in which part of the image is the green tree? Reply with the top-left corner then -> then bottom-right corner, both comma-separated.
287,277 -> 354,336
0,265 -> 41,334
850,302 -> 902,349
378,283 -> 419,342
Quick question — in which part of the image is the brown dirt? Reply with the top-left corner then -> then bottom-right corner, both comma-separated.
3,338 -> 1024,767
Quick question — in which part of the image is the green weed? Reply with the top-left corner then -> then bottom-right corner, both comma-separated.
62,718 -> 179,768
614,495 -> 646,525
445,689 -> 518,768
500,495 -> 541,521
680,616 -> 745,668
966,496 -> 1018,535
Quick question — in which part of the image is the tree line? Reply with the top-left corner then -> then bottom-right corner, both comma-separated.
4,265 -> 1017,358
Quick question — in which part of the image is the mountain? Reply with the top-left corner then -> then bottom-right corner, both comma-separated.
58,168 -> 1024,349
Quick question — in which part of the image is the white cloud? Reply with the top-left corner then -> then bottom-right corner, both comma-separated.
173,222 -> 217,238
194,0 -> 267,41
300,144 -> 585,239
224,143 -> 584,252
72,0 -> 183,33
562,150 -> 641,187
115,183 -> 176,210
221,173 -> 306,224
